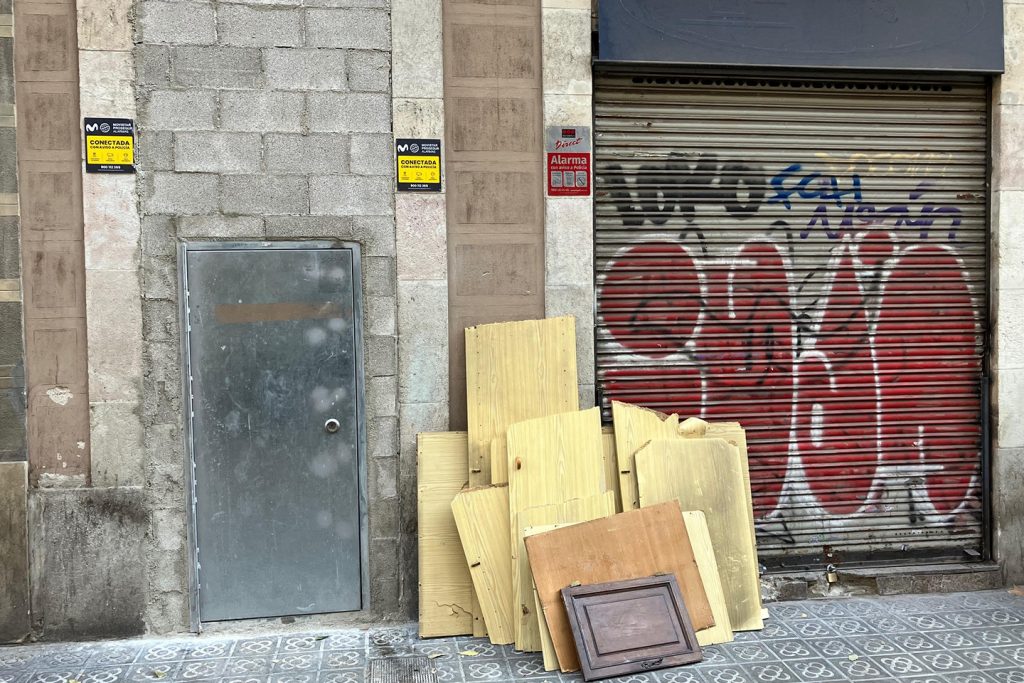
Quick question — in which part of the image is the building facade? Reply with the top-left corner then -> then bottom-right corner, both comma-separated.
0,0 -> 1022,640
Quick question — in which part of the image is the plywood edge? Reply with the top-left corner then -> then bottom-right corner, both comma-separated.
683,510 -> 735,647
417,431 -> 473,638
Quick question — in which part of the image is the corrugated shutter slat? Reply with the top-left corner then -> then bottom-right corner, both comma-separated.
594,74 -> 988,569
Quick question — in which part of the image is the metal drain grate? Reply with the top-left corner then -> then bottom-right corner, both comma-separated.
367,656 -> 438,683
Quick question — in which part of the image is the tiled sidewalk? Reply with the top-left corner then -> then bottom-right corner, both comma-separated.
2,590 -> 1024,682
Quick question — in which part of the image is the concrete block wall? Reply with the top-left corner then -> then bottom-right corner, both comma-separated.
992,0 -> 1024,585
134,0 -> 401,631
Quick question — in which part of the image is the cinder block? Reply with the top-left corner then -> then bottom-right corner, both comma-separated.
264,133 -> 350,174
349,133 -> 393,176
138,131 -> 174,171
0,39 -> 13,105
0,216 -> 19,280
29,488 -> 149,639
142,257 -> 178,301
141,216 -> 177,259
366,294 -> 397,336
347,50 -> 390,92
171,47 -> 261,89
308,92 -> 391,133
141,90 -> 216,131
0,301 -> 22,365
220,91 -> 304,132
367,415 -> 398,460
135,45 -> 172,88
145,173 -> 220,215
366,334 -> 398,377
0,462 -> 28,643
305,8 -> 390,49
142,299 -> 178,342
221,175 -> 309,215
368,374 -> 398,418
265,48 -> 348,91
352,215 -> 397,257
397,400 -> 448,471
264,215 -> 353,238
218,5 -> 302,47
174,132 -> 262,173
309,175 -> 393,216
364,256 -> 395,296
176,215 -> 265,239
138,0 -> 216,46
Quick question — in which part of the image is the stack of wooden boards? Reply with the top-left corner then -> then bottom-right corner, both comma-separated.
417,316 -> 765,677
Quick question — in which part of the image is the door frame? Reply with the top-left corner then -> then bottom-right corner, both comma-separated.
178,240 -> 369,630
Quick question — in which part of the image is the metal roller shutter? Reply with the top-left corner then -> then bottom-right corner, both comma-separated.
594,73 -> 989,569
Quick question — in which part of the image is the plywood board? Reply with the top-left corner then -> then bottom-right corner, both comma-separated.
451,485 -> 515,644
636,439 -> 763,632
465,316 -> 578,487
515,493 -> 616,652
507,407 -> 606,650
525,500 -> 714,672
700,422 -> 757,568
611,401 -> 680,511
682,510 -> 734,647
600,426 -> 621,512
417,432 -> 474,638
535,590 -> 557,671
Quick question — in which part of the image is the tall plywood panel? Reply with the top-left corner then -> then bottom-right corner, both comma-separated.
611,401 -> 680,511
417,432 -> 474,638
636,438 -> 763,632
506,408 -> 605,650
443,0 -> 546,427
15,0 -> 89,483
465,316 -> 577,486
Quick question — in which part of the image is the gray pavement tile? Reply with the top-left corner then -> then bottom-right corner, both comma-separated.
989,670 -> 1024,683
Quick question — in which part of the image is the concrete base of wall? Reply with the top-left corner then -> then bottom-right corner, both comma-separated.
762,563 -> 1004,602
28,487 -> 149,640
0,462 -> 29,643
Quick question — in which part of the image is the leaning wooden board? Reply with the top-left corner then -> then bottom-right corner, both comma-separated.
682,510 -> 734,646
451,485 -> 515,644
611,401 -> 681,511
525,500 -> 714,672
506,408 -> 606,651
417,432 -> 473,637
465,316 -> 578,487
636,438 -> 763,632
515,492 -> 616,651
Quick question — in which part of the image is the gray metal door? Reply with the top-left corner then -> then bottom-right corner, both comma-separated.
183,243 -> 366,622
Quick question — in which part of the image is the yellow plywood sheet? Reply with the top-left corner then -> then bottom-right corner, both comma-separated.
417,432 -> 473,638
506,408 -> 606,650
465,316 -> 578,487
451,485 -> 515,644
611,401 -> 680,511
636,438 -> 763,632
514,492 -> 616,651
683,510 -> 734,646
600,426 -> 621,512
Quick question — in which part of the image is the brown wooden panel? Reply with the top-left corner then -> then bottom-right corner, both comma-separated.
450,168 -> 542,229
27,383 -> 89,481
13,3 -> 76,83
444,0 -> 545,427
23,319 -> 87,387
562,576 -> 702,681
21,241 -> 85,319
452,241 -> 541,298
15,0 -> 90,482
19,164 -> 84,240
525,500 -> 714,673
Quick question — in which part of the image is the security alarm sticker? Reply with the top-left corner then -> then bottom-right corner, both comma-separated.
546,126 -> 591,197
396,138 -> 442,192
84,118 -> 135,173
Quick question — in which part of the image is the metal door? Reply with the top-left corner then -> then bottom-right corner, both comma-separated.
182,243 -> 366,622
594,73 -> 988,568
